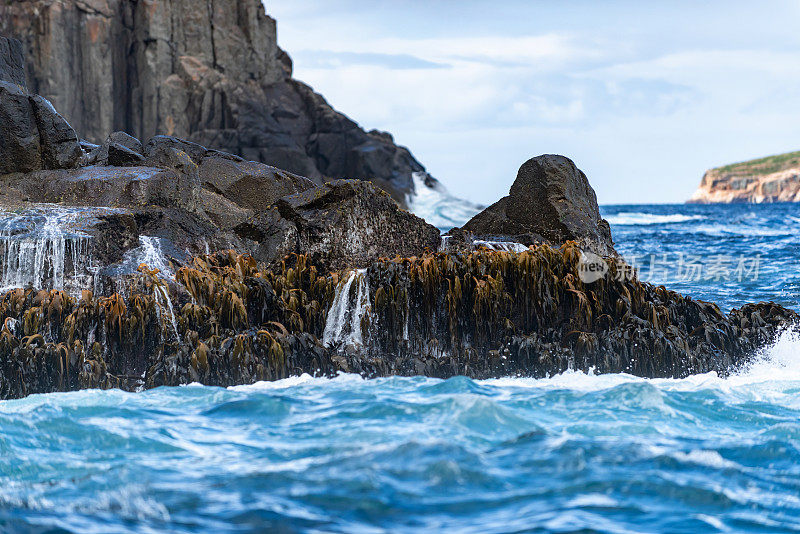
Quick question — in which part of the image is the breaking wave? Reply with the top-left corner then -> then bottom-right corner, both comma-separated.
406,172 -> 485,231
604,211 -> 706,225
0,326 -> 799,532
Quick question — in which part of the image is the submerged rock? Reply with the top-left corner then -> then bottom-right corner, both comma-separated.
463,155 -> 615,256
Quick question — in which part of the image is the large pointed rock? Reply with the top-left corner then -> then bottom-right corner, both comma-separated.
463,155 -> 616,256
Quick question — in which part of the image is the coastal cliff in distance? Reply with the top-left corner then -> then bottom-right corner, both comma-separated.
689,151 -> 800,203
0,0 -> 433,205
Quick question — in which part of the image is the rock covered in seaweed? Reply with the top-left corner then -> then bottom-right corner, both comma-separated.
462,155 -> 615,256
0,247 -> 794,399
0,26 -> 795,401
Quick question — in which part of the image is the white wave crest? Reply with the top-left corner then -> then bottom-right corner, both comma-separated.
605,212 -> 706,225
406,172 -> 484,231
228,327 -> 800,397
733,327 -> 800,383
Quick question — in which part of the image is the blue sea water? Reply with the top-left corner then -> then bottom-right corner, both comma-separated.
2,203 -> 800,534
604,203 -> 800,311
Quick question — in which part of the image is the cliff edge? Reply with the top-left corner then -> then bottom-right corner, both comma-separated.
0,0 -> 433,204
689,151 -> 800,203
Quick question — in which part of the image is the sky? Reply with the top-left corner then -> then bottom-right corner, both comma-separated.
264,1 -> 800,205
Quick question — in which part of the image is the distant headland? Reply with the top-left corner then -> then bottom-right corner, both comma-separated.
689,151 -> 800,203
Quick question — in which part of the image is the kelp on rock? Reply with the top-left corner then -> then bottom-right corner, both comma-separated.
0,244 -> 793,398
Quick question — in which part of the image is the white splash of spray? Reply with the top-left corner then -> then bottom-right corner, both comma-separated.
472,240 -> 529,253
406,172 -> 484,231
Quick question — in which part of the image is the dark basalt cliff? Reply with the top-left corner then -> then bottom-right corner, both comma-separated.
0,0 -> 431,203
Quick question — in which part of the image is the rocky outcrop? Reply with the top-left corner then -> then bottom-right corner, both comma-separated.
236,179 -> 441,271
0,33 -> 796,400
461,155 -> 615,256
0,0 -> 434,203
689,151 -> 800,203
0,32 -> 437,279
0,37 -> 83,175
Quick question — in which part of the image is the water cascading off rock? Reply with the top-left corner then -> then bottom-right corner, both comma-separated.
0,207 -> 99,295
323,269 -> 370,348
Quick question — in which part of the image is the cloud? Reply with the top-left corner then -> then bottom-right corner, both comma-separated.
292,50 -> 448,70
265,0 -> 800,204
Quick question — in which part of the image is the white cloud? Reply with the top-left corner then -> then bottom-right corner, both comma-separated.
265,0 -> 800,205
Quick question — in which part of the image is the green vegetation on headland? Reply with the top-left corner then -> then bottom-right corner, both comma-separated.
715,150 -> 800,176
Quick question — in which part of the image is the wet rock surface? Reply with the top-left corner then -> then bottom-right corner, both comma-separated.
0,31 -> 796,399
0,37 -> 82,175
236,179 -> 441,271
463,155 -> 616,256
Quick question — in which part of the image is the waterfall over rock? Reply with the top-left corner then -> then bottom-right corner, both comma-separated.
323,269 -> 370,348
107,235 -> 181,341
0,206 -> 101,295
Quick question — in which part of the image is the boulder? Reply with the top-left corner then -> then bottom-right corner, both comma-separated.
89,131 -> 145,166
108,131 -> 143,156
29,95 -> 84,169
0,36 -> 82,174
5,166 -> 200,212
462,155 -> 616,256
198,157 -> 316,212
0,80 -> 41,174
107,143 -> 145,166
140,135 -> 316,230
142,135 -> 242,167
235,179 -> 441,271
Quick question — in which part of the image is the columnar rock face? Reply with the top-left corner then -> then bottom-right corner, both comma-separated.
462,155 -> 616,256
689,151 -> 800,203
0,0 -> 432,202
0,36 -> 25,86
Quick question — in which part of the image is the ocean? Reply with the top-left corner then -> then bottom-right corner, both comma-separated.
1,203 -> 800,533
